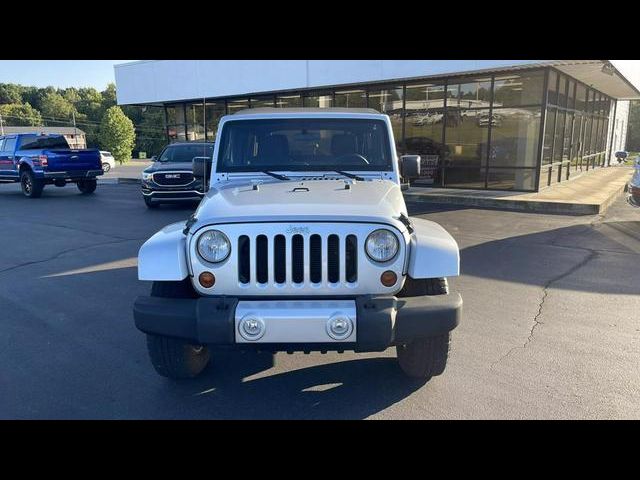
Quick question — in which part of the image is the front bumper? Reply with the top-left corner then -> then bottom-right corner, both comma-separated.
133,294 -> 462,352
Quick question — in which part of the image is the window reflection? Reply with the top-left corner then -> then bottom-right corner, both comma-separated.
205,102 -> 226,140
250,96 -> 275,109
493,71 -> 544,107
334,89 -> 366,108
368,86 -> 404,152
276,94 -> 302,108
303,92 -> 333,108
489,107 -> 540,168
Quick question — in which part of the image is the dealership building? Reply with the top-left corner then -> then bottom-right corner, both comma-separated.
114,60 -> 640,192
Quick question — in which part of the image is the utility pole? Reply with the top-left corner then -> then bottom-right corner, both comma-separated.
72,111 -> 77,135
0,113 -> 4,135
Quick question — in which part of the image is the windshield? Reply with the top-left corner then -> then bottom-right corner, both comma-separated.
19,135 -> 70,150
217,118 -> 392,172
158,144 -> 213,162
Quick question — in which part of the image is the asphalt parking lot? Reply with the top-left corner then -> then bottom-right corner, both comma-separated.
1,181 -> 639,419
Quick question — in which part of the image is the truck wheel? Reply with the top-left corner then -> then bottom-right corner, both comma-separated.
397,333 -> 450,380
146,279 -> 209,379
20,170 -> 44,198
396,277 -> 451,380
102,162 -> 111,173
77,179 -> 97,194
146,334 -> 210,379
144,196 -> 159,209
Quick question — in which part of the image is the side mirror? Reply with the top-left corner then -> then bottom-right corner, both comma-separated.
150,155 -> 157,162
401,155 -> 421,181
192,156 -> 213,179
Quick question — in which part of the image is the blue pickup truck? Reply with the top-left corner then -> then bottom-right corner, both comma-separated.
0,133 -> 103,198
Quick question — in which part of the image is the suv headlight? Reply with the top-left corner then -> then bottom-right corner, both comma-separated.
365,229 -> 399,262
197,230 -> 231,263
142,172 -> 153,181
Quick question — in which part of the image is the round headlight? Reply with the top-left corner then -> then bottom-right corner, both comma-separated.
197,230 -> 231,263
365,229 -> 399,262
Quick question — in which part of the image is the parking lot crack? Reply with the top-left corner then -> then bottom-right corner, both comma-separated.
0,238 -> 140,276
491,249 -> 598,369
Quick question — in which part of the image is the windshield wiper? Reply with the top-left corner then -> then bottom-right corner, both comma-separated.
262,170 -> 290,181
334,170 -> 365,181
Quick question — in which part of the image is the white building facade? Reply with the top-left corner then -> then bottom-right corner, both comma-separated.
115,60 -> 640,192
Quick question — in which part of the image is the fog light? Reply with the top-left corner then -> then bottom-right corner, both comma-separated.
199,271 -> 215,288
326,314 -> 353,340
239,315 -> 266,341
380,270 -> 397,287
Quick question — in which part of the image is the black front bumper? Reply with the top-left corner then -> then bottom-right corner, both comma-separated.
133,294 -> 462,352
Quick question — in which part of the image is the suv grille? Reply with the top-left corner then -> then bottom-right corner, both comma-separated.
153,172 -> 194,186
238,233 -> 358,285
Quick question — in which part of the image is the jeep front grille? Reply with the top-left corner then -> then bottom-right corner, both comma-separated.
189,223 -> 406,296
237,233 -> 358,286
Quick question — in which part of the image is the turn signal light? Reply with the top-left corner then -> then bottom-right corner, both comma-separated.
380,270 -> 397,287
38,155 -> 48,167
199,271 -> 215,288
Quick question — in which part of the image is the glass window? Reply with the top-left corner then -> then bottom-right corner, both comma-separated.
334,89 -> 367,108
217,118 -> 393,172
166,104 -> 186,125
557,76 -> 567,108
567,80 -> 575,110
368,86 -> 404,151
205,102 -> 226,140
0,139 -> 4,151
250,96 -> 275,109
488,107 -> 541,168
445,107 -> 489,169
226,98 -> 250,114
542,107 -> 556,164
404,83 -> 446,179
571,113 -> 583,168
447,77 -> 492,109
186,102 -> 205,141
18,135 -> 69,150
563,112 -> 574,162
276,94 -> 302,108
553,110 -> 565,162
492,70 -> 545,107
575,84 -> 586,112
158,143 -> 214,162
303,92 -> 333,108
3,137 -> 18,151
547,70 -> 558,105
487,168 -> 536,191
443,168 -> 486,189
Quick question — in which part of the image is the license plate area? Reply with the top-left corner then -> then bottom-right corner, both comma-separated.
234,300 -> 356,343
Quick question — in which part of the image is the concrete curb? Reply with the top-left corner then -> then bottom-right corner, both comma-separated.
98,177 -> 141,185
404,181 -> 630,216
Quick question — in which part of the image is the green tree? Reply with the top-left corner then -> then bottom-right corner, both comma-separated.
99,106 -> 136,164
0,84 -> 22,104
102,83 -> 117,110
0,103 -> 43,126
40,91 -> 75,122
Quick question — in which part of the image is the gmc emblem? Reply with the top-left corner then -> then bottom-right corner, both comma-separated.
165,174 -> 181,179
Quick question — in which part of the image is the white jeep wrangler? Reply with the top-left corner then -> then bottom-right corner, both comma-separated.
133,108 -> 462,381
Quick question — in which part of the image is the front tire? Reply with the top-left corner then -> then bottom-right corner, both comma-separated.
102,162 -> 111,173
396,277 -> 451,380
20,170 -> 44,198
144,196 -> 159,209
146,280 -> 209,379
77,179 -> 97,194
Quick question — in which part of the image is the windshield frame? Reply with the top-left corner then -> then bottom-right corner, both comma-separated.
215,116 -> 395,174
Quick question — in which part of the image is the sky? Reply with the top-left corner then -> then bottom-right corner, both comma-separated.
0,60 -> 134,90
0,60 -> 639,92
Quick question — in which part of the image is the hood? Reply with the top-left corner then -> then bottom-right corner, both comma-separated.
145,162 -> 194,173
194,178 -> 407,227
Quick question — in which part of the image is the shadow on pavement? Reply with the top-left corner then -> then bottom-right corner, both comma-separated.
157,351 -> 426,419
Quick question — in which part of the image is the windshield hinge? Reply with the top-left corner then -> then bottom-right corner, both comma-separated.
396,213 -> 414,234
183,214 -> 198,235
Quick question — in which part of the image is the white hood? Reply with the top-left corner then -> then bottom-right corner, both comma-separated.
194,178 -> 407,227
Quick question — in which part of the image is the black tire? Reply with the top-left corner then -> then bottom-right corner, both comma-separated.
397,333 -> 451,380
146,279 -> 209,379
77,179 -> 97,194
146,334 -> 210,379
396,277 -> 451,380
144,196 -> 159,209
20,170 -> 44,198
102,162 -> 111,173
